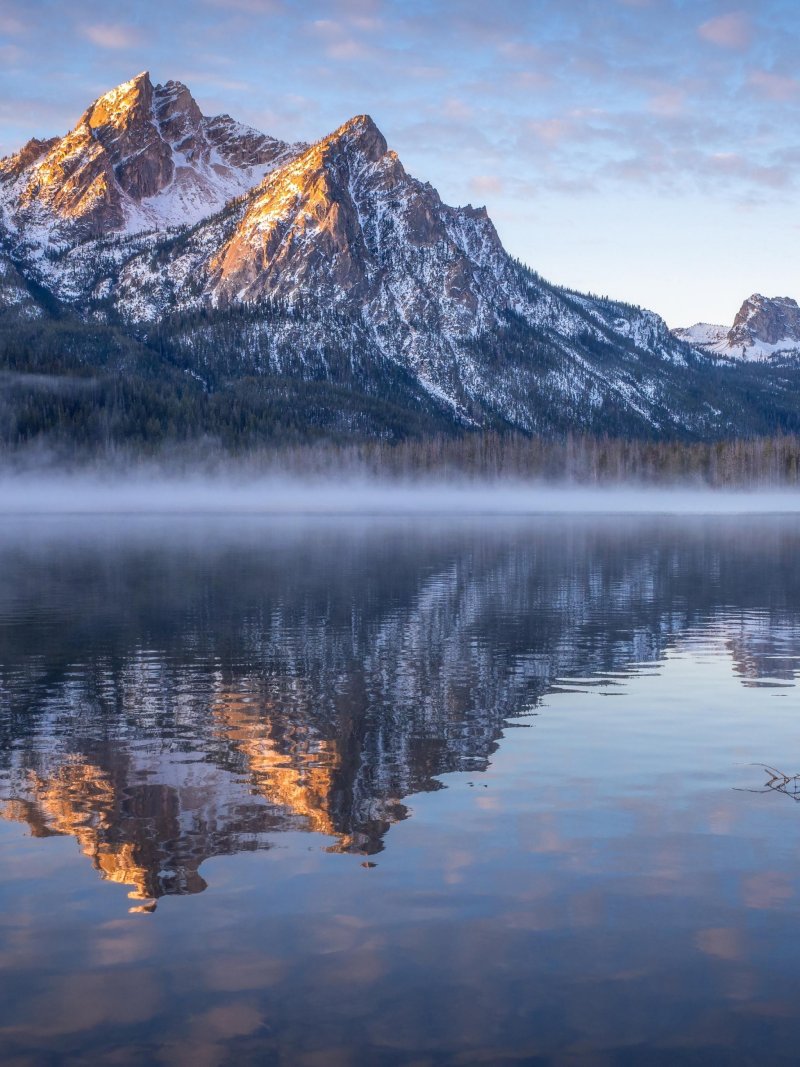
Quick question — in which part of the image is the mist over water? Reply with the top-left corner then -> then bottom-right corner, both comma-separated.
2,471 -> 800,514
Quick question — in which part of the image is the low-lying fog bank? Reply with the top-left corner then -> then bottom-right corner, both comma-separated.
0,474 -> 798,515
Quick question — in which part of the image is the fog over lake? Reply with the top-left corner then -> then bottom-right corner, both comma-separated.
2,471 -> 800,515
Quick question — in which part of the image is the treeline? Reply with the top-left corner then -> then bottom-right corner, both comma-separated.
242,432 -> 800,487
11,431 -> 796,487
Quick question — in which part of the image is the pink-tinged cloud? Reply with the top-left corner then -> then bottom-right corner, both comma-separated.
529,117 -> 573,144
82,24 -> 143,50
470,174 -> 504,194
0,14 -> 26,34
697,11 -> 751,50
497,40 -> 546,64
201,0 -> 284,11
648,88 -> 686,117
441,97 -> 473,121
748,69 -> 800,101
0,43 -> 24,65
310,18 -> 376,60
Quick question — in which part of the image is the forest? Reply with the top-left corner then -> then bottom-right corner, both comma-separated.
3,297 -> 800,486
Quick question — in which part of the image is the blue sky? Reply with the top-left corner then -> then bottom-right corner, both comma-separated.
1,0 -> 798,326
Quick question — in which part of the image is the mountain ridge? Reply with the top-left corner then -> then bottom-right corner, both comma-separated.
2,72 -> 800,448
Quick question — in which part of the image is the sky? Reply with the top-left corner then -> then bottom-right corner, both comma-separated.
1,0 -> 798,327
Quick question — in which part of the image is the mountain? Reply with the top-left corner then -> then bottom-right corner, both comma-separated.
0,71 -> 301,245
2,73 -> 800,449
675,294 -> 800,361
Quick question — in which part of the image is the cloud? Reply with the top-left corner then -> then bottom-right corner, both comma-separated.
441,97 -> 473,121
201,0 -> 285,11
697,12 -> 751,50
747,69 -> 800,101
529,117 -> 575,144
470,174 -> 504,194
82,24 -> 143,50
309,18 -> 379,60
0,14 -> 26,34
647,87 -> 686,116
0,43 -> 25,65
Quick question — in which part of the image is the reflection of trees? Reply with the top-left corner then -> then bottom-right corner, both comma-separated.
0,518 -> 799,906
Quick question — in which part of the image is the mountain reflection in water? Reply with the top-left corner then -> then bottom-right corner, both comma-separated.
1,516 -> 798,913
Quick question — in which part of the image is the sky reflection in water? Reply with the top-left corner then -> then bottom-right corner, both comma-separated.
1,515 -> 799,1064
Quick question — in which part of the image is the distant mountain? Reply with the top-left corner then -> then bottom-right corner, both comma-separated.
675,294 -> 800,361
2,72 -> 800,449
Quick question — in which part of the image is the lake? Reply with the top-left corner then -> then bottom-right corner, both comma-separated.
1,514 -> 799,1065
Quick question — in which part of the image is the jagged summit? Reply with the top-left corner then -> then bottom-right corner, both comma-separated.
730,294 -> 800,350
675,293 -> 800,360
326,114 -> 388,158
84,70 -> 154,131
197,106 -> 493,314
0,71 -> 301,241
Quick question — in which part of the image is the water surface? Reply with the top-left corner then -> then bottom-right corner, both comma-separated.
1,515 -> 800,1064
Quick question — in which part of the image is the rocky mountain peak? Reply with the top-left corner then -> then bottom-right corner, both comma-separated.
0,72 -> 301,241
203,109 -> 483,310
326,114 -> 388,162
674,293 -> 800,360
730,293 -> 800,348
85,70 -> 154,133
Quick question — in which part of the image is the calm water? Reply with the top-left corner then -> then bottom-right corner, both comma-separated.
1,515 -> 800,1065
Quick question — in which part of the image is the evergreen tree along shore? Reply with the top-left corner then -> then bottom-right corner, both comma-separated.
4,428 -> 800,489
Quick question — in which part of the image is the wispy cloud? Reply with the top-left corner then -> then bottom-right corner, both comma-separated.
697,11 -> 752,50
309,17 -> 381,61
469,174 -> 504,194
529,117 -> 575,145
0,13 -> 26,34
82,24 -> 143,50
747,69 -> 800,101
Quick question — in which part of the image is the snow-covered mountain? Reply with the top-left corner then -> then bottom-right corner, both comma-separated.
675,294 -> 800,361
0,71 -> 302,245
1,73 -> 799,442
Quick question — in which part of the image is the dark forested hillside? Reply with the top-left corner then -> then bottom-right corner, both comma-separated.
3,294 -> 800,457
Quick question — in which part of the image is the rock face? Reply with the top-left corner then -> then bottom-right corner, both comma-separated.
729,295 -> 800,352
675,295 -> 800,360
0,71 -> 301,242
0,254 -> 44,319
192,114 -> 515,343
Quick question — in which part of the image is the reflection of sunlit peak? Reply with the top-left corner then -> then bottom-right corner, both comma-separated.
0,760 -> 168,904
213,687 -> 346,839
129,901 -> 157,914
